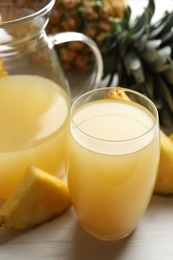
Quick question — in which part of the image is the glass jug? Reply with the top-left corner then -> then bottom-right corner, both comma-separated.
0,0 -> 103,200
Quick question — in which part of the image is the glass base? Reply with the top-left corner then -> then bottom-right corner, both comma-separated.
81,224 -> 134,241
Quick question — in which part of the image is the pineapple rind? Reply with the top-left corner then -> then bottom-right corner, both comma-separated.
0,166 -> 71,230
47,0 -> 127,71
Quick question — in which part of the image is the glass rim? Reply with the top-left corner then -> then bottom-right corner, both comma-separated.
0,0 -> 55,28
70,87 -> 159,143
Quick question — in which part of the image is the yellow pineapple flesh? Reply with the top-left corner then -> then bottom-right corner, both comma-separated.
154,131 -> 173,195
0,166 -> 71,230
105,88 -> 131,101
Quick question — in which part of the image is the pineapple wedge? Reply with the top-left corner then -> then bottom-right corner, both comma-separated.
0,166 -> 71,230
154,131 -> 173,195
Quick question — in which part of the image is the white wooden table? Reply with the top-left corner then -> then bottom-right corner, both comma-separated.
1,1 -> 173,259
1,195 -> 173,260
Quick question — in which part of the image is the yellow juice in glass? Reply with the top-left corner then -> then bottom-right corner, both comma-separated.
66,98 -> 160,240
0,75 -> 71,200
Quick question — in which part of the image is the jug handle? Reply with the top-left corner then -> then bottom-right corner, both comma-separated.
48,32 -> 103,97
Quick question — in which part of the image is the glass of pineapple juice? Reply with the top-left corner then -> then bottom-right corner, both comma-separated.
65,87 -> 160,240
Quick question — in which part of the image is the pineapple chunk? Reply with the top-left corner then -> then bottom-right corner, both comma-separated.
105,88 -> 131,101
0,166 -> 71,230
154,131 -> 173,195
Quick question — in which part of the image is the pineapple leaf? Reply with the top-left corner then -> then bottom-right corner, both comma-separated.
151,11 -> 169,30
132,26 -> 147,41
160,28 -> 173,47
146,0 -> 155,21
150,46 -> 172,73
135,34 -> 148,52
146,39 -> 162,49
130,0 -> 155,34
156,76 -> 173,112
138,39 -> 162,64
123,5 -> 131,23
140,48 -> 158,64
149,12 -> 173,39
143,68 -> 155,98
163,62 -> 173,85
123,51 -> 145,84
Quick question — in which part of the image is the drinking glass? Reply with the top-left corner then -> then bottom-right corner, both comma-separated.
65,87 -> 160,240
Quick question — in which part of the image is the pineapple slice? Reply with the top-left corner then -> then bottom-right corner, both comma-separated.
0,166 -> 71,230
154,131 -> 173,195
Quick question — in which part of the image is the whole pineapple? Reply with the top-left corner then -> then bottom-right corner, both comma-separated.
46,0 -> 127,71
99,0 -> 173,132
